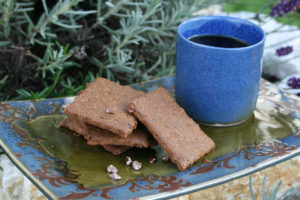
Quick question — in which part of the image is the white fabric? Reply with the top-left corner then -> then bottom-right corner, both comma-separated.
196,5 -> 300,79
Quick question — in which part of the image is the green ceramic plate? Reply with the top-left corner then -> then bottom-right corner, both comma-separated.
0,76 -> 299,199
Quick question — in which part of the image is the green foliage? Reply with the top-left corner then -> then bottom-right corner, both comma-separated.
249,175 -> 282,200
0,0 -> 223,100
224,0 -> 300,28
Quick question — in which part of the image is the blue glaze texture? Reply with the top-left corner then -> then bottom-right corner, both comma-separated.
175,16 -> 265,125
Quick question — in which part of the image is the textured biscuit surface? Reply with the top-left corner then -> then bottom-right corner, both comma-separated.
59,117 -> 152,148
64,78 -> 145,138
102,145 -> 130,155
127,87 -> 215,171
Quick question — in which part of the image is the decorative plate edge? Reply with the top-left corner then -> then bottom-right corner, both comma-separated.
138,147 -> 300,200
0,138 -> 57,200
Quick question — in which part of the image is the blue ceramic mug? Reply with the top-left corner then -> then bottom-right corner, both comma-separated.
175,16 -> 265,126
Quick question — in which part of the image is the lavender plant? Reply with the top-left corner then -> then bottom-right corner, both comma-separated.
287,76 -> 300,91
276,46 -> 293,56
270,0 -> 300,61
0,0 -> 223,100
270,0 -> 300,17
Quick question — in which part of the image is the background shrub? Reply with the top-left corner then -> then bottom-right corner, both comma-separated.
0,0 -> 222,100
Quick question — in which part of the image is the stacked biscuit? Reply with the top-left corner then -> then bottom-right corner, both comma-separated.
60,78 -> 215,171
60,78 -> 156,156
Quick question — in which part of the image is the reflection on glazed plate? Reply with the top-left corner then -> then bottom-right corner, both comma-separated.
0,76 -> 299,200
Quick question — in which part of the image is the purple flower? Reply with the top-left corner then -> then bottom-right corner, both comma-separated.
276,46 -> 293,56
297,92 -> 300,97
270,0 -> 300,17
287,76 -> 300,89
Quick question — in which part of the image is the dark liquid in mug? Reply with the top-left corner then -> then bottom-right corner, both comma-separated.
188,35 -> 250,48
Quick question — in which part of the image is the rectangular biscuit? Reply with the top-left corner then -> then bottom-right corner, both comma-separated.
127,87 -> 215,171
59,117 -> 153,148
102,145 -> 130,155
64,78 -> 145,138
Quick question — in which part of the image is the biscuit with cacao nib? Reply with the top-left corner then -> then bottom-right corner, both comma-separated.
64,78 -> 145,138
59,117 -> 154,148
102,145 -> 130,155
127,87 -> 215,171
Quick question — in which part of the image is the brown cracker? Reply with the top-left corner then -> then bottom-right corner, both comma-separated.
127,87 -> 215,171
59,117 -> 153,148
64,78 -> 145,138
102,145 -> 130,155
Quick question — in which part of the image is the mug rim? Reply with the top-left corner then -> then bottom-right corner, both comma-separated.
178,15 -> 265,51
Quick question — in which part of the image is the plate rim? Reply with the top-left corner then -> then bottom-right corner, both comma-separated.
138,148 -> 300,199
1,132 -> 300,200
0,137 -> 57,200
